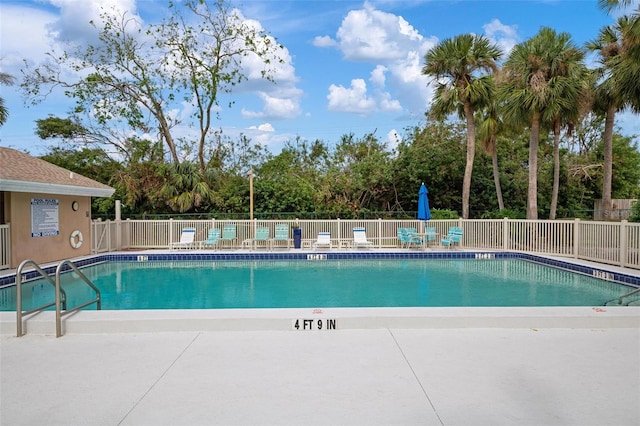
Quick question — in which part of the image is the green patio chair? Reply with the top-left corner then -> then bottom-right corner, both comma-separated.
201,228 -> 220,249
270,224 -> 291,250
242,226 -> 270,250
219,223 -> 237,248
441,227 -> 463,249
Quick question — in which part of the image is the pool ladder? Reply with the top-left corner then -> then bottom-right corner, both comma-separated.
16,259 -> 101,338
604,287 -> 640,306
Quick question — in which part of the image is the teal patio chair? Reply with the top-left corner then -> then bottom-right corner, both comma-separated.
270,224 -> 291,250
397,228 -> 421,249
219,223 -> 237,248
424,227 -> 437,246
242,226 -> 270,250
441,227 -> 463,249
201,228 -> 220,249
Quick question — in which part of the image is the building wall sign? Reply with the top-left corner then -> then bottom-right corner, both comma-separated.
31,198 -> 59,237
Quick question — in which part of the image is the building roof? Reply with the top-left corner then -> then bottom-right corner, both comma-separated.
0,147 -> 115,197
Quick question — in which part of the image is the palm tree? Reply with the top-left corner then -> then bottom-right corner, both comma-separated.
499,27 -> 586,220
422,34 -> 502,219
160,161 -> 218,213
544,49 -> 590,220
0,72 -> 15,127
587,16 -> 640,219
476,95 -> 505,211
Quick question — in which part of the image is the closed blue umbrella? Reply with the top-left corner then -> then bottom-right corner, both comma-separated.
418,182 -> 431,221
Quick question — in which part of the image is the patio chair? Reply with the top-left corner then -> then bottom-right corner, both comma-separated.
424,227 -> 437,246
201,228 -> 220,249
352,227 -> 373,249
441,227 -> 463,249
270,224 -> 292,250
242,227 -> 270,250
397,227 -> 421,249
170,227 -> 197,250
313,232 -> 333,250
219,223 -> 237,248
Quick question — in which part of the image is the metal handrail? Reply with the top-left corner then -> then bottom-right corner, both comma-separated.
16,259 -> 67,337
55,260 -> 101,337
604,287 -> 640,306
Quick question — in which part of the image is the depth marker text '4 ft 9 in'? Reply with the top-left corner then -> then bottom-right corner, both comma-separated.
293,319 -> 337,330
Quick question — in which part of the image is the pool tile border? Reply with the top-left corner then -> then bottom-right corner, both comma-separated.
1,251 -> 639,288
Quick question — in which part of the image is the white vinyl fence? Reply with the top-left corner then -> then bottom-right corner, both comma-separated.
86,218 -> 640,270
0,224 -> 9,270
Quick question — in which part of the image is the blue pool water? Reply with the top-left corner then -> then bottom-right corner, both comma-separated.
1,259 -> 633,311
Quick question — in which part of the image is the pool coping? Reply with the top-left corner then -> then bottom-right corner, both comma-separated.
2,250 -> 640,335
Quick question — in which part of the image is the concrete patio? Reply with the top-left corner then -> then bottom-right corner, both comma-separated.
1,324 -> 639,425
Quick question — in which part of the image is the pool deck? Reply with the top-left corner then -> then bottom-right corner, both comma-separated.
1,249 -> 640,425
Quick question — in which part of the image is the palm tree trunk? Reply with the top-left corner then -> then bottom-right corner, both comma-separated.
462,102 -> 476,219
549,121 -> 561,220
492,146 -> 504,211
527,112 -> 541,220
602,104 -> 616,220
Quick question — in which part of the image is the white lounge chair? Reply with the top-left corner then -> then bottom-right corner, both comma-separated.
170,227 -> 197,250
352,227 -> 373,249
313,232 -> 333,250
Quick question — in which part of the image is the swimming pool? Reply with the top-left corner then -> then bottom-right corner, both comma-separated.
2,257 -> 635,311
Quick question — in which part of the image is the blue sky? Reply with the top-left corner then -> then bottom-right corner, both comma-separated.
1,0 -> 638,157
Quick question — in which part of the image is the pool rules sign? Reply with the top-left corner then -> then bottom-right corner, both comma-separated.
31,198 -> 59,237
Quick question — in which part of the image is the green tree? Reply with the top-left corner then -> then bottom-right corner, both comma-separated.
0,72 -> 15,127
476,97 -> 505,211
587,15 -> 640,219
394,121 -> 468,215
499,27 -> 585,219
255,139 -> 329,216
158,0 -> 283,172
326,133 -> 393,217
159,161 -> 219,213
422,34 -> 502,219
21,0 -> 282,168
35,116 -> 87,141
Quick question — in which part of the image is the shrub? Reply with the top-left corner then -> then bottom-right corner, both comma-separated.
431,209 -> 459,219
480,209 -> 526,219
630,200 -> 640,223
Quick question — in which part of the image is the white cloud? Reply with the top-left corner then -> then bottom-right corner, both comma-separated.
378,92 -> 402,112
385,128 -> 402,151
312,35 -> 337,48
327,79 -> 377,114
317,3 -> 435,117
370,65 -> 387,87
46,0 -> 142,45
241,92 -> 301,120
0,5 -> 57,71
334,1 -> 426,62
483,18 -> 518,55
247,122 -> 275,132
232,11 -> 303,121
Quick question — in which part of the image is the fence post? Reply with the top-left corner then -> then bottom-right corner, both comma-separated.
503,218 -> 509,251
169,218 -> 174,246
573,218 -> 580,259
620,220 -> 628,267
378,218 -> 382,249
115,200 -> 122,251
